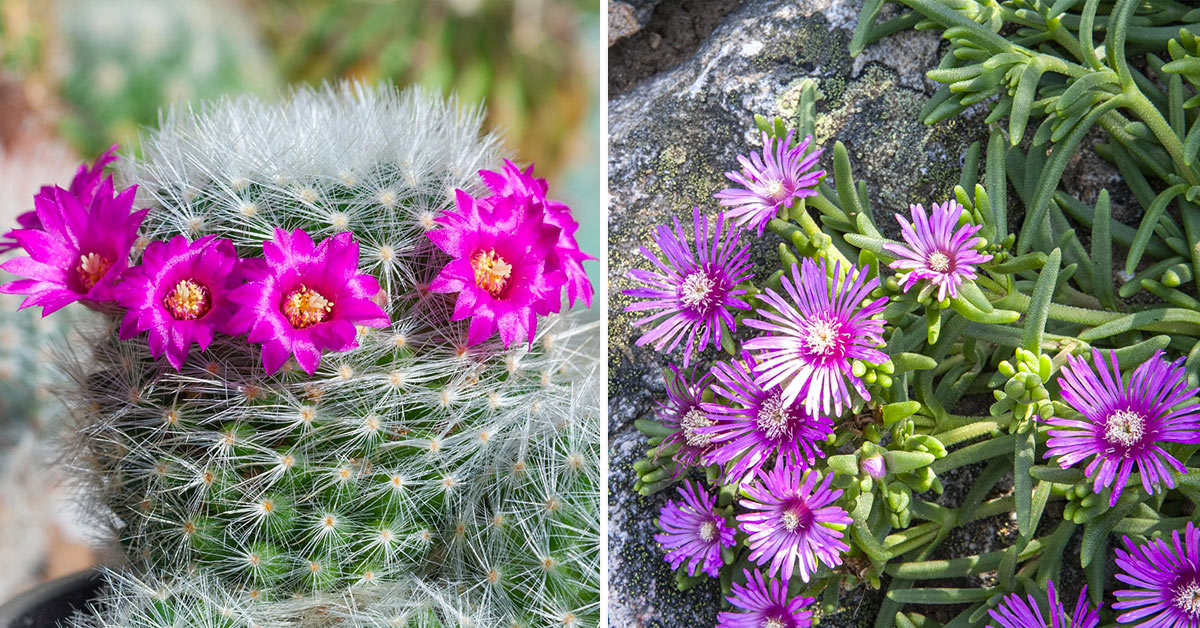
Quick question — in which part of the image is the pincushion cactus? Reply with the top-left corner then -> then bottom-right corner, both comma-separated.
1,81 -> 598,627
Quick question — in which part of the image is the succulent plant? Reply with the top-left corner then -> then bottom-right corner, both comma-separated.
0,81 -> 598,626
626,80 -> 1200,627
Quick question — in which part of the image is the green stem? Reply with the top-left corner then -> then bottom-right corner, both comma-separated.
1123,87 -> 1199,186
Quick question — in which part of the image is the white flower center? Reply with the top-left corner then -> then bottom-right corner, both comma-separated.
1175,581 -> 1200,617
1104,409 -> 1146,447
765,180 -> 787,201
762,616 -> 786,628
680,408 -> 714,447
927,251 -> 951,273
756,394 -> 791,441
698,521 -> 717,542
804,318 -> 842,356
680,271 -> 716,310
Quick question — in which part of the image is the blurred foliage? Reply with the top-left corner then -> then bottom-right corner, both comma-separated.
247,0 -> 599,179
54,0 -> 278,156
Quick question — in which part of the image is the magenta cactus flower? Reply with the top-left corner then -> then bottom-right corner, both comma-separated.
717,569 -> 815,628
987,581 -> 1100,628
427,186 -> 564,348
1045,349 -> 1200,506
744,257 -> 888,418
623,208 -> 752,366
701,351 -> 833,483
117,235 -> 244,370
1114,521 -> 1200,628
736,464 -> 850,583
714,131 -> 824,236
0,179 -> 146,314
654,480 -> 736,578
881,199 -> 992,301
654,363 -> 717,472
229,228 -> 389,375
0,146 -> 118,254
478,160 -> 595,310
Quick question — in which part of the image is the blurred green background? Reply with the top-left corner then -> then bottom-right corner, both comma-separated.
0,0 -> 600,599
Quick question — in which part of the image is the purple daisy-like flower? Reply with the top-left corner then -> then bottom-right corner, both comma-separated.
117,235 -> 243,370
654,479 -> 736,578
881,199 -> 993,301
1114,522 -> 1200,628
477,160 -> 595,310
700,351 -> 834,482
1045,349 -> 1200,506
427,186 -> 564,348
1,146 -> 118,254
737,464 -> 850,583
623,208 -> 752,366
717,569 -> 815,628
987,581 -> 1100,628
654,364 -> 717,472
0,178 -> 147,314
744,257 -> 888,418
229,228 -> 390,375
714,131 -> 824,236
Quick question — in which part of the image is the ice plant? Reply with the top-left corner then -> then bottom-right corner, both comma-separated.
117,235 -> 243,370
744,257 -> 888,417
986,581 -> 1100,628
654,363 -> 717,471
716,569 -> 815,628
881,199 -> 992,301
702,351 -> 833,482
1045,349 -> 1200,506
736,464 -> 849,583
428,186 -> 565,348
477,159 -> 595,310
230,228 -> 389,375
0,178 -> 146,314
1114,522 -> 1200,628
623,208 -> 752,366
0,145 -> 117,254
654,480 -> 735,578
714,131 -> 824,236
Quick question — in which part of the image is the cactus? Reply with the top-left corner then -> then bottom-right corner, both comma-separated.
0,81 -> 599,626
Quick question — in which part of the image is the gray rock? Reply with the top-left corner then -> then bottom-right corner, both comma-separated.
607,1 -> 992,626
608,0 -> 663,46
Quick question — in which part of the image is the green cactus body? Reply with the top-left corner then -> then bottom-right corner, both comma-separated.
60,82 -> 599,627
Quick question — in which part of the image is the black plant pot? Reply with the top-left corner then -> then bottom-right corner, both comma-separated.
0,571 -> 102,628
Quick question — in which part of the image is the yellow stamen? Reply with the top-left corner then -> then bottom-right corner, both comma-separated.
163,279 -> 212,320
76,252 -> 113,290
471,249 -> 513,297
282,285 -> 334,328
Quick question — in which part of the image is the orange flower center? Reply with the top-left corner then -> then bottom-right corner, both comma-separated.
76,252 -> 113,290
283,285 -> 334,329
472,249 -> 513,297
163,279 -> 212,320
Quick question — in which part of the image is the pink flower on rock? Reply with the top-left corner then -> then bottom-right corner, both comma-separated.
477,160 -> 595,310
0,178 -> 147,314
117,235 -> 243,370
714,131 -> 824,236
426,184 -> 565,347
881,199 -> 992,302
1,145 -> 119,254
230,228 -> 389,375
